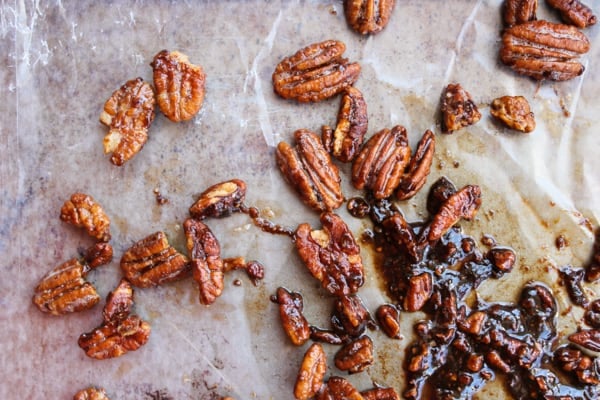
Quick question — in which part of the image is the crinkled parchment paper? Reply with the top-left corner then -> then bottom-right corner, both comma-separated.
1,1 -> 598,399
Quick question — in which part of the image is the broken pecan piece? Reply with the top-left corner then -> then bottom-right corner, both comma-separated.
352,126 -> 411,199
547,0 -> 597,28
272,40 -> 361,102
334,335 -> 374,374
60,193 -> 111,242
396,130 -> 435,200
121,231 -> 190,288
276,129 -> 343,212
322,86 -> 368,163
490,96 -> 536,133
151,50 -> 207,122
427,185 -> 482,243
584,299 -> 600,328
317,376 -> 364,400
275,287 -> 310,346
376,304 -> 402,339
404,272 -> 433,312
487,247 -> 517,273
102,278 -> 134,323
331,294 -> 372,337
440,83 -> 481,133
189,179 -> 247,220
83,242 -> 114,269
294,343 -> 327,400
344,0 -> 395,35
99,78 -> 155,166
503,0 -> 538,27
568,329 -> 600,352
73,387 -> 110,400
294,212 -> 364,296
361,387 -> 400,400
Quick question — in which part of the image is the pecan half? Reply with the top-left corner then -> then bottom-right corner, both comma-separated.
376,304 -> 402,339
440,83 -> 481,133
189,179 -> 247,220
99,78 -> 155,166
272,40 -> 361,102
396,130 -> 436,200
294,212 -> 364,296
568,329 -> 600,351
121,231 -> 190,288
547,0 -> 597,29
490,95 -> 536,133
60,193 -> 111,242
361,387 -> 400,400
294,343 -> 327,400
151,50 -> 207,122
275,287 -> 310,346
352,126 -> 411,199
500,20 -> 590,81
317,377 -> 364,400
427,185 -> 482,243
344,0 -> 395,35
73,387 -> 110,400
322,86 -> 368,163
276,129 -> 343,212
334,335 -> 374,374
503,0 -> 538,27
381,213 -> 420,262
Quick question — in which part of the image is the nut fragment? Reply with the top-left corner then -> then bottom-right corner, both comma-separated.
272,40 -> 361,102
60,193 -> 111,242
584,299 -> 600,328
151,50 -> 206,122
102,278 -> 133,323
222,257 -> 265,285
490,96 -> 536,133
546,0 -> 597,28
334,335 -> 374,374
376,304 -> 402,339
440,83 -> 481,133
503,0 -> 538,27
83,242 -> 114,269
189,179 -> 247,220
487,247 -> 517,273
73,387 -> 110,400
121,231 -> 190,288
344,0 -> 395,35
585,228 -> 600,282
99,78 -> 155,166
427,185 -> 482,243
294,343 -> 327,400
361,387 -> 400,400
275,287 -> 310,346
568,329 -> 600,351
396,130 -> 436,200
276,129 -> 344,212
317,376 -> 364,400
404,272 -> 433,312
331,294 -> 372,337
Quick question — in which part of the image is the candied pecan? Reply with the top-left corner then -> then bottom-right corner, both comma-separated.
60,193 -> 111,242
121,231 -> 190,288
396,130 -> 435,201
73,387 -> 110,400
440,83 -> 481,134
276,129 -> 344,212
361,387 -> 400,400
275,287 -> 310,346
585,228 -> 600,282
310,327 -> 344,345
83,242 -> 113,269
559,265 -> 589,307
426,176 -> 456,216
404,272 -> 433,312
490,96 -> 536,133
272,40 -> 361,102
317,376 -> 364,400
547,0 -> 597,28
344,0 -> 395,35
553,345 -> 600,385
503,0 -> 538,27
322,86 -> 368,163
294,212 -> 364,296
334,335 -> 374,374
487,247 -> 517,273
78,314 -> 151,359
427,185 -> 482,243
352,126 -> 411,199
99,77 -> 155,166
151,50 -> 206,122
457,311 -> 487,336
382,213 -> 420,262
294,343 -> 327,400
584,299 -> 600,328
376,304 -> 402,339
500,20 -> 590,81
102,278 -> 133,323
189,179 -> 246,220
569,329 -> 600,351
183,219 -> 224,305
32,258 -> 100,315
332,294 -> 372,337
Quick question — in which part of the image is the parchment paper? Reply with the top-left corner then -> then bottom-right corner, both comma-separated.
1,1 -> 598,399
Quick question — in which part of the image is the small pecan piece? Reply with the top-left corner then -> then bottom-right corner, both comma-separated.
83,242 -> 114,269
487,247 -> 517,273
275,287 -> 310,346
332,294 -> 372,337
547,0 -> 597,28
584,299 -> 600,328
361,387 -> 400,400
396,130 -> 436,200
189,179 -> 247,220
376,304 -> 401,339
585,228 -> 600,282
344,0 -> 396,35
102,278 -> 133,323
334,335 -> 374,374
60,193 -> 111,242
440,83 -> 481,133
295,212 -> 364,296
121,231 -> 190,288
151,50 -> 206,122
100,78 -> 155,166
404,272 -> 433,312
427,185 -> 482,243
426,176 -> 457,215
294,343 -> 327,400
490,96 -> 536,133
317,376 -> 364,400
276,129 -> 343,212
568,329 -> 600,351
273,40 -> 361,102
73,387 -> 110,400
381,213 -> 420,262
352,126 -> 411,199
322,86 -> 368,163
503,0 -> 538,27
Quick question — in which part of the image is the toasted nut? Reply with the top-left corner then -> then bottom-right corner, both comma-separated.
381,213 -> 420,262
272,40 -> 361,102
426,176 -> 457,216
310,326 -> 344,345
334,335 -> 374,374
277,129 -> 343,212
121,231 -> 190,288
490,96 -> 536,133
295,212 -> 364,296
361,387 -> 400,400
503,0 -> 538,27
376,304 -> 401,339
317,376 -> 364,400
352,126 -> 411,199
584,299 -> 600,328
487,247 -> 516,273
486,350 -> 511,373
100,78 -> 155,166
294,343 -> 327,400
568,329 -> 600,352
403,272 -> 433,312
78,315 -> 151,359
559,266 -> 589,307
102,278 -> 133,323
585,228 -> 600,282
458,311 -> 487,336
151,50 -> 206,122
275,287 -> 310,346
60,193 -> 111,242
440,83 -> 481,133
547,0 -> 597,28
427,185 -> 482,243
322,86 -> 368,163
83,242 -> 114,269
73,387 -> 110,400
332,294 -> 372,337
344,0 -> 395,35
396,130 -> 436,200
553,345 -> 600,385
189,179 -> 247,220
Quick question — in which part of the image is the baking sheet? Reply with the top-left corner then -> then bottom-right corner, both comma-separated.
1,1 -> 599,399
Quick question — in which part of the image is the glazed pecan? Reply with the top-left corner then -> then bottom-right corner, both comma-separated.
426,176 -> 457,215
183,219 -> 224,305
503,0 -> 538,27
547,0 -> 597,28
317,377 -> 364,400
276,129 -> 343,212
275,287 -> 310,346
272,40 -> 361,102
121,231 -> 190,288
381,213 -> 420,262
84,242 -> 114,269
440,83 -> 481,134
78,314 -> 151,359
60,193 -> 111,242
294,343 -> 327,400
376,304 -> 402,339
334,335 -> 374,374
553,345 -> 600,385
73,387 -> 110,400
222,257 -> 265,285
100,77 -> 155,166
332,294 -> 372,337
102,278 -> 133,323
151,50 -> 206,122
585,228 -> 600,282
361,387 -> 400,400
568,329 -> 600,351
500,20 -> 590,81
396,130 -> 436,200
427,185 -> 482,243
584,299 -> 600,328
189,179 -> 246,220
487,247 -> 517,273
491,95 -> 536,133
322,86 -> 368,163
344,0 -> 396,35
294,212 -> 364,296
404,272 -> 433,312
351,126 -> 411,199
